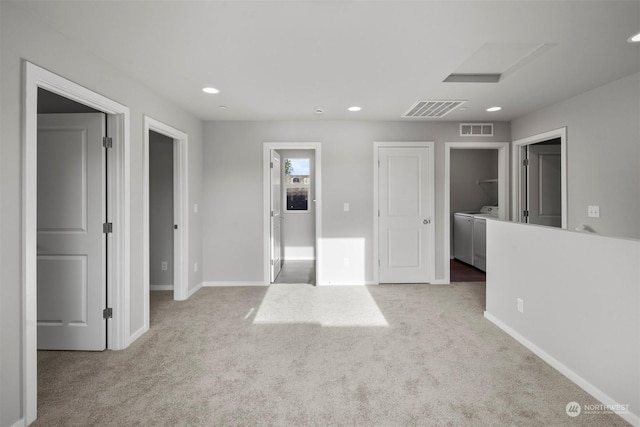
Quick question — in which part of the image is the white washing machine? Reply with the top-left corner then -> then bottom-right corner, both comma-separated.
453,206 -> 499,271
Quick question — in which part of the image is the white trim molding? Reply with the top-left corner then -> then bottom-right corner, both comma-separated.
373,141 -> 435,284
512,127 -> 567,228
204,282 -> 268,287
150,285 -> 174,291
23,61 -> 131,425
444,142 -> 510,284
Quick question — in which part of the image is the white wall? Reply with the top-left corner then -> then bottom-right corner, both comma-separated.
484,220 -> 639,425
511,72 -> 640,239
450,149 -> 498,214
149,131 -> 174,287
278,149 -> 316,261
0,3 -> 204,425
202,121 -> 510,284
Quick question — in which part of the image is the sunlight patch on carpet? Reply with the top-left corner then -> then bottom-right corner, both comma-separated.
253,284 -> 389,327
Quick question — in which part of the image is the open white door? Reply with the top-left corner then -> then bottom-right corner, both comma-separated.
378,146 -> 433,283
270,150 -> 282,282
526,143 -> 562,227
37,113 -> 106,351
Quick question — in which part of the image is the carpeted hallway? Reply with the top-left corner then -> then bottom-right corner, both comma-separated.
35,284 -> 629,426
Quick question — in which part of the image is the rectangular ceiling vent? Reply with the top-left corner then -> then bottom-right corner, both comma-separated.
460,123 -> 494,136
402,100 -> 466,119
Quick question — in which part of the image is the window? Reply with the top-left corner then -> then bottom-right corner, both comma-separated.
284,158 -> 310,211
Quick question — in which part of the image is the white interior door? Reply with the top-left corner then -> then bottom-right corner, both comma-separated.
379,146 -> 432,283
37,113 -> 106,351
270,151 -> 282,282
527,144 -> 562,227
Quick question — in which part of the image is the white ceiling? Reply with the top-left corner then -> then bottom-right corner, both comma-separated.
16,0 -> 640,121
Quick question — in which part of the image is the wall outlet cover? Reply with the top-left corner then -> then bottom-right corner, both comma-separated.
517,298 -> 524,313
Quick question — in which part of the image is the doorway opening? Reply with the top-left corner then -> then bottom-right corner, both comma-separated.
449,148 -> 498,282
513,128 -> 566,228
143,116 -> 189,336
444,142 -> 510,284
24,61 -> 131,424
149,132 -> 175,292
263,143 -> 321,286
275,150 -> 316,284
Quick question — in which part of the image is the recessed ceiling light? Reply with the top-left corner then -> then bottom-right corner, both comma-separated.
202,87 -> 219,94
348,106 -> 362,112
628,32 -> 640,43
314,107 -> 324,114
219,105 -> 228,110
486,106 -> 502,112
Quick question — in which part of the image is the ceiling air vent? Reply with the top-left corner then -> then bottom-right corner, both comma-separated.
460,123 -> 494,136
402,100 -> 467,119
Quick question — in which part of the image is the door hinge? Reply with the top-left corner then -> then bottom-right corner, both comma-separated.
103,136 -> 113,149
271,260 -> 274,266
270,161 -> 274,169
103,307 -> 113,319
522,158 -> 529,167
523,210 -> 529,218
103,222 -> 113,234
174,224 -> 178,230
271,210 -> 274,217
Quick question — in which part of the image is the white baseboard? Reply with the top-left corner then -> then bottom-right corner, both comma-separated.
316,281 -> 377,286
203,281 -> 268,287
150,284 -> 173,291
128,324 -> 148,346
430,279 -> 450,285
484,311 -> 640,427
12,417 -> 26,427
187,281 -> 203,298
283,257 -> 316,261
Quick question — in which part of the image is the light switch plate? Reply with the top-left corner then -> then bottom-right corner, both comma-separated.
344,203 -> 349,212
587,205 -> 600,218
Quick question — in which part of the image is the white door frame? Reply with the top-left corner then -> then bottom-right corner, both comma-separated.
23,61 -> 131,424
142,116 -> 189,333
444,142 -> 510,284
512,127 -> 567,228
373,141 -> 435,284
262,142 -> 321,285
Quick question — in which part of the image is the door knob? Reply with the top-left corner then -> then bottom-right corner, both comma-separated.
423,219 -> 430,224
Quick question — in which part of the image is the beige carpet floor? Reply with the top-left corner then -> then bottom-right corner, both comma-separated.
35,283 -> 629,426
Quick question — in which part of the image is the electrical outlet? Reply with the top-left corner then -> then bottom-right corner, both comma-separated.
517,298 -> 524,313
194,203 -> 199,213
587,205 -> 600,218
161,261 -> 168,271
194,262 -> 198,272
344,202 -> 350,212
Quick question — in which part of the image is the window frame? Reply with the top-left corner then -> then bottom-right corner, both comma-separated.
283,157 -> 311,213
